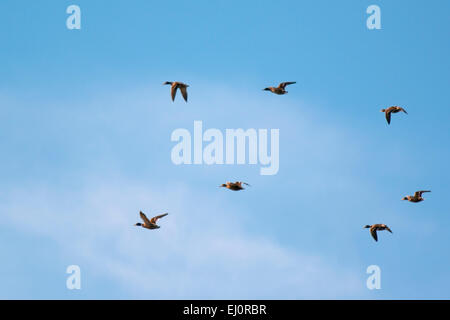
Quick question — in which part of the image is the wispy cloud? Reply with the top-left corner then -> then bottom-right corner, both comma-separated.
1,179 -> 364,299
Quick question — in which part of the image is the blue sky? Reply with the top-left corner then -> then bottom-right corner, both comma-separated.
1,0 -> 449,299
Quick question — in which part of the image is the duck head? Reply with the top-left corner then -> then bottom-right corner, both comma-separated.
134,223 -> 142,227
163,81 -> 173,86
401,197 -> 408,201
219,184 -> 227,188
363,225 -> 371,229
380,109 -> 386,112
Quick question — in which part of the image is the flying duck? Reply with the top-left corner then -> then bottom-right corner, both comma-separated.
134,211 -> 168,229
380,106 -> 407,124
219,181 -> 250,191
402,190 -> 431,203
163,81 -> 189,102
364,224 -> 393,242
263,82 -> 296,95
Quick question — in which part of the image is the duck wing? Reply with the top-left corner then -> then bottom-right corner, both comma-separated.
278,82 -> 296,89
150,213 -> 168,224
370,227 -> 378,241
415,190 -> 431,197
140,211 -> 152,225
385,110 -> 392,124
171,84 -> 178,101
179,86 -> 188,102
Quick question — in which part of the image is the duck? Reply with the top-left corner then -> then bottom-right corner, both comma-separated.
219,181 -> 250,191
380,106 -> 407,124
163,81 -> 189,102
134,211 -> 168,229
364,224 -> 393,242
402,190 -> 431,203
263,82 -> 296,95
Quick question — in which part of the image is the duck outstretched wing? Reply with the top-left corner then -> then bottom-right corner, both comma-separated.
278,82 -> 296,89
150,213 -> 168,224
385,110 -> 392,124
370,228 -> 378,241
415,190 -> 431,197
140,211 -> 152,225
180,86 -> 188,102
171,85 -> 178,101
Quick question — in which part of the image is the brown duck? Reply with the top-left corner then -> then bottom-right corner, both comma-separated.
163,81 -> 189,102
134,211 -> 168,229
380,106 -> 407,124
402,190 -> 431,203
364,224 -> 393,242
263,82 -> 296,95
219,181 -> 250,191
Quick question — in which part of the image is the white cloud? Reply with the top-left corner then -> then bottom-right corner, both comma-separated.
1,180 -> 364,299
